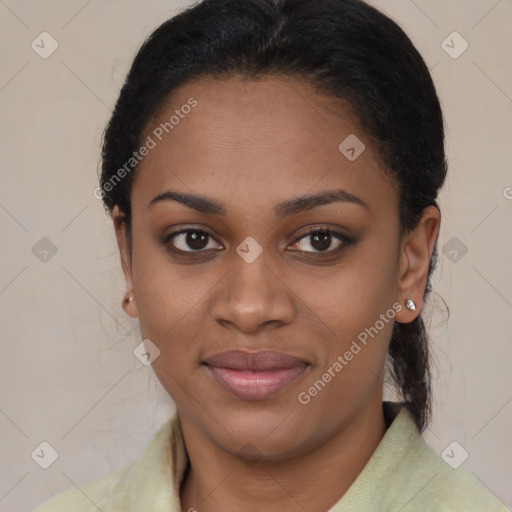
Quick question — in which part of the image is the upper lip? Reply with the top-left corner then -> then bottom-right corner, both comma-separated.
202,350 -> 309,371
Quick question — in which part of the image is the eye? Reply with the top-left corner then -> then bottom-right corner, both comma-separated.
162,227 -> 353,256
163,229 -> 223,253
289,228 -> 350,254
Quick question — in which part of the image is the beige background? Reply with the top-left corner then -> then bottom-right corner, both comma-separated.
0,0 -> 510,510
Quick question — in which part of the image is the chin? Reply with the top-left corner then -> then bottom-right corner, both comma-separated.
208,406 -> 322,461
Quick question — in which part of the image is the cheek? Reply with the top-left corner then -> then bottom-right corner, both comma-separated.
292,238 -> 399,331
130,230 -> 216,362
290,237 -> 400,391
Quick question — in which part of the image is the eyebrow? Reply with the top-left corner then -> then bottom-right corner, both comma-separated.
148,188 -> 369,217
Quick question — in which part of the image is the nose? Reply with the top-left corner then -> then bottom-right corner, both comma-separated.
211,248 -> 297,334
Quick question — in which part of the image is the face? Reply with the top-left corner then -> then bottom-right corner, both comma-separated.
115,76 -> 431,460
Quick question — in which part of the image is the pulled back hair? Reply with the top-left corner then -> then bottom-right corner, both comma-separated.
100,0 -> 447,432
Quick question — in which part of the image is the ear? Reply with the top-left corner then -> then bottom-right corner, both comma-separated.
394,205 -> 441,323
113,205 -> 139,319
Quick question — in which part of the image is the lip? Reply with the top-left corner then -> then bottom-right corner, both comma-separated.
202,350 -> 310,401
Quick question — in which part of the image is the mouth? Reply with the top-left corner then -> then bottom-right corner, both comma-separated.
202,350 -> 310,401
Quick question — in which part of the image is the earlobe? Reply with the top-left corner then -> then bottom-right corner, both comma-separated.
122,293 -> 138,319
394,206 -> 441,323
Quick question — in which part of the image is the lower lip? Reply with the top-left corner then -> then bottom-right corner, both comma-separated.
205,365 -> 309,400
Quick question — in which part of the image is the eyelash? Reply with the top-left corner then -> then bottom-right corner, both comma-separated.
161,227 -> 354,258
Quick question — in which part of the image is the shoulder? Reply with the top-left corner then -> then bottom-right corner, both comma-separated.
32,457 -> 138,512
402,436 -> 508,511
338,403 -> 509,512
386,409 -> 508,511
32,417 -> 179,512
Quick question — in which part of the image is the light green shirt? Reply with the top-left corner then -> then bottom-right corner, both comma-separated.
33,403 -> 508,511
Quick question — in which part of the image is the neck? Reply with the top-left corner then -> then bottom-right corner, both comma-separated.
179,395 -> 387,512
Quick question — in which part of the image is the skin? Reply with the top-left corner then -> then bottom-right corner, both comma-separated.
113,76 -> 440,512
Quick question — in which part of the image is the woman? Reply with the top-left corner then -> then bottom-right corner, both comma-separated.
34,0 -> 508,510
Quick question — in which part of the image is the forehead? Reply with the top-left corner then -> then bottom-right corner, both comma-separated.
132,76 -> 398,218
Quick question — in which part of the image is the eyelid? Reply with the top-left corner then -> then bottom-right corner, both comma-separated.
289,227 -> 352,252
161,227 -> 223,252
162,225 -> 354,256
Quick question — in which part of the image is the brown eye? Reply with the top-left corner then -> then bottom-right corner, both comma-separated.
290,229 -> 350,254
164,230 -> 223,252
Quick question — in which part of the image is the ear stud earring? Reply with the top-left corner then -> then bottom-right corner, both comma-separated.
405,299 -> 416,311
125,296 -> 134,303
